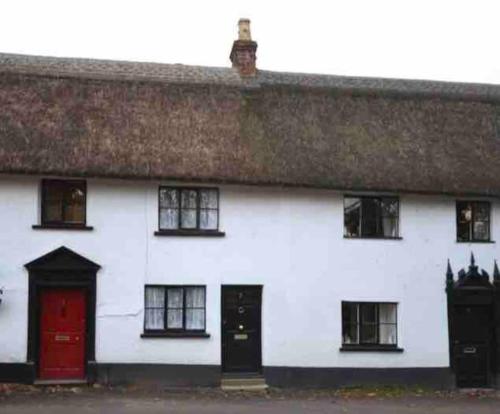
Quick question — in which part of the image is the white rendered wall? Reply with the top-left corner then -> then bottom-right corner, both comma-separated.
0,175 -> 498,369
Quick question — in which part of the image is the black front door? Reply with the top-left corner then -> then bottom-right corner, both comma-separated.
453,305 -> 492,388
221,286 -> 262,373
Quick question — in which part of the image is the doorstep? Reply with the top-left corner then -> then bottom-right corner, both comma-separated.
34,379 -> 88,386
221,373 -> 268,391
458,388 -> 495,394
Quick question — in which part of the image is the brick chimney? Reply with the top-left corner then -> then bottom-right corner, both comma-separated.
230,18 -> 257,76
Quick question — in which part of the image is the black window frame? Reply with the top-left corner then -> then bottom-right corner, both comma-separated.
341,301 -> 401,351
155,187 -> 225,237
344,195 -> 401,239
456,200 -> 492,243
39,179 -> 88,228
143,285 -> 207,335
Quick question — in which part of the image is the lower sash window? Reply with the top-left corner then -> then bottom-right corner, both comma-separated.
342,302 -> 398,347
144,285 -> 206,333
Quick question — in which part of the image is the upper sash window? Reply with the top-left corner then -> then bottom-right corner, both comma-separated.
158,187 -> 219,232
344,196 -> 399,239
456,201 -> 491,242
41,179 -> 87,226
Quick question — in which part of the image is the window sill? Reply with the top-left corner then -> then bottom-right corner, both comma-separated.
141,332 -> 210,339
456,240 -> 495,244
32,224 -> 94,231
344,236 -> 402,240
340,345 -> 404,353
154,230 -> 225,237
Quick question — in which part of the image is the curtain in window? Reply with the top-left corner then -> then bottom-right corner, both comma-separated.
167,288 -> 184,328
382,218 -> 397,237
159,189 -> 179,230
185,287 -> 205,330
181,190 -> 197,229
379,304 -> 397,344
341,302 -> 358,344
199,211 -> 216,229
160,209 -> 179,229
381,199 -> 398,237
200,189 -> 218,230
473,203 -> 490,241
145,287 -> 165,330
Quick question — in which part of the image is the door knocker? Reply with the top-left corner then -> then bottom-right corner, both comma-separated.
238,306 -> 245,314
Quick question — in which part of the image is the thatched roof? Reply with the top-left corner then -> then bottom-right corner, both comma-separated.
1,52 -> 500,196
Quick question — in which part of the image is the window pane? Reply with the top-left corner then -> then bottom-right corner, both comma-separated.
457,202 -> 472,241
342,302 -> 359,344
381,199 -> 398,237
167,288 -> 184,308
343,324 -> 358,344
145,309 -> 165,330
181,210 -> 197,229
342,302 -> 358,323
167,309 -> 183,329
379,304 -> 397,345
63,187 -> 85,223
160,208 -> 179,230
186,287 -> 205,308
181,190 -> 198,209
475,203 -> 490,221
457,222 -> 471,241
64,202 -> 85,223
473,221 -> 489,241
473,203 -> 490,241
379,324 -> 397,345
200,210 -> 218,230
360,324 -> 378,344
160,188 -> 178,208
181,190 -> 198,228
458,202 -> 472,223
145,287 -> 165,308
200,189 -> 218,209
185,309 -> 205,330
379,304 -> 397,324
360,304 -> 377,323
145,287 -> 165,330
361,198 -> 381,236
344,198 -> 361,237
382,218 -> 397,237
43,184 -> 64,222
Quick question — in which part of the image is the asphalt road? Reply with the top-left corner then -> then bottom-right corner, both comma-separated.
2,393 -> 500,414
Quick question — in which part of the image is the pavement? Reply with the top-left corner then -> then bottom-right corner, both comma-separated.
1,386 -> 500,413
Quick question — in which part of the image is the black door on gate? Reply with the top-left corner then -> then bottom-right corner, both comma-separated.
453,305 -> 492,388
222,286 -> 262,373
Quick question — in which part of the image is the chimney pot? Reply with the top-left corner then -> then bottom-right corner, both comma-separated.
238,18 -> 252,41
230,18 -> 257,77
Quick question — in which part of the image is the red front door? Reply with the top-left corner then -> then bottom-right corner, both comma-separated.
39,288 -> 87,380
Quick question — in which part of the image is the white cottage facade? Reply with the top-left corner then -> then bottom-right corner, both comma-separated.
0,177 -> 497,387
1,20 -> 500,388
